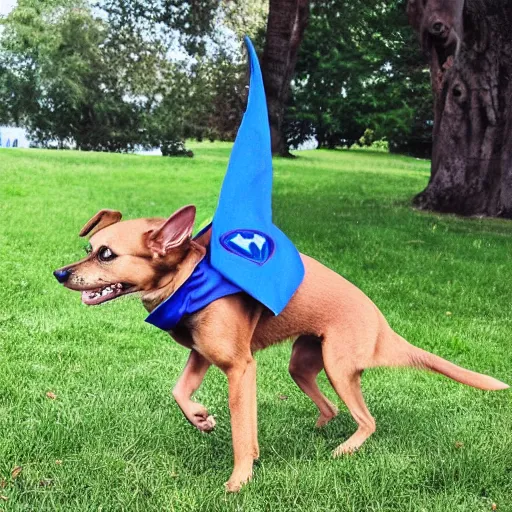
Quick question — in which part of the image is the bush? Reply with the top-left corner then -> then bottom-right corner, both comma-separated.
350,130 -> 389,153
160,140 -> 194,157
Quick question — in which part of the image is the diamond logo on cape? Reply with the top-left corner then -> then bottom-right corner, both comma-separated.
220,230 -> 275,265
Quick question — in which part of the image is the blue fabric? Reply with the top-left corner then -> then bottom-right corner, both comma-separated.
210,37 -> 304,315
145,37 -> 304,331
145,249 -> 242,331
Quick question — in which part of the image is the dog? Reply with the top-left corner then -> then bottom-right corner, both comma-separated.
53,204 -> 509,492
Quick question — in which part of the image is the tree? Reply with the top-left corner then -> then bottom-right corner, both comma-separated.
261,0 -> 309,156
408,0 -> 512,217
95,0 -> 264,151
194,56 -> 247,142
0,0 -> 147,151
361,0 -> 433,157
79,0 -> 311,156
0,0 -> 203,154
287,0 -> 432,156
286,0 -> 369,150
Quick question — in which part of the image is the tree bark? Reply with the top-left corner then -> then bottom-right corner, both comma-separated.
262,0 -> 309,157
408,0 -> 512,217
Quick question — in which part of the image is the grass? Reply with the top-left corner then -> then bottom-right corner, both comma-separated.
0,143 -> 511,511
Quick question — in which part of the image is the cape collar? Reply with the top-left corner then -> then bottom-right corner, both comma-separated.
144,225 -> 241,331
144,243 -> 241,331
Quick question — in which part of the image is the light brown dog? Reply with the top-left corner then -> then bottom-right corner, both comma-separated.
54,205 -> 509,492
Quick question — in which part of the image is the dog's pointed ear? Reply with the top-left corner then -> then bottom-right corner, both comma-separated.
146,205 -> 196,257
79,209 -> 122,238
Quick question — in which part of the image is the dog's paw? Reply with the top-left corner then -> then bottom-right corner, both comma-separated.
224,480 -> 242,493
224,472 -> 251,493
332,426 -> 374,457
315,404 -> 339,428
185,403 -> 216,432
193,411 -> 216,433
332,443 -> 358,458
200,415 -> 216,432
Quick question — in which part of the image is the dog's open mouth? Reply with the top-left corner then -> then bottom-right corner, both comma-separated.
81,282 -> 136,306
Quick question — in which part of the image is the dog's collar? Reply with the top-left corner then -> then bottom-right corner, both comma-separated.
145,246 -> 241,331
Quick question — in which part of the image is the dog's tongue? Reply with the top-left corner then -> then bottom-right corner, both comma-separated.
81,291 -> 94,305
81,290 -> 104,305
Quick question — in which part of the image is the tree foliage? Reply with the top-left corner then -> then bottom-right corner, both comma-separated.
0,0 -> 435,158
99,0 -> 219,57
0,0 -> 260,153
0,0 -> 150,150
98,0 -> 264,143
288,0 -> 432,156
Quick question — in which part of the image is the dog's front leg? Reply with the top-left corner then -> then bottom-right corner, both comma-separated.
191,295 -> 262,491
225,356 -> 257,492
172,350 -> 215,432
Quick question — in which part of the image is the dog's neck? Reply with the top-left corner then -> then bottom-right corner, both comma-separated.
141,240 -> 207,313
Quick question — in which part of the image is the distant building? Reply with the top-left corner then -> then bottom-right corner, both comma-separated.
0,126 -> 30,148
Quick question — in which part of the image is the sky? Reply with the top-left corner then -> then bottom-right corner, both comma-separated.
0,0 -> 16,16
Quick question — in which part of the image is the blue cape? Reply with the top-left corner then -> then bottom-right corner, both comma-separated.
146,37 -> 304,331
209,37 -> 304,315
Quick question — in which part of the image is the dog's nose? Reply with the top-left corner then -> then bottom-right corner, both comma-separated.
53,269 -> 71,283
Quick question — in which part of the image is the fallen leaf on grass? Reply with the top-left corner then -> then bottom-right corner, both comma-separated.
0,496 -> 7,502
46,392 -> 57,400
454,441 -> 464,449
39,479 -> 52,487
446,311 -> 452,316
11,466 -> 22,479
0,480 -> 5,489
492,504 -> 497,511
55,460 -> 62,465
278,394 -> 288,401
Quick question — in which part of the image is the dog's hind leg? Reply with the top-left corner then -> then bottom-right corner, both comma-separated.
321,331 -> 376,457
289,335 -> 339,427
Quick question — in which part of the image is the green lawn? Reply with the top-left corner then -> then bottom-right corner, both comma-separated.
0,144 -> 511,511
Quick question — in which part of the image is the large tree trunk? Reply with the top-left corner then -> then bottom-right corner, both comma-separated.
262,0 -> 309,157
408,0 -> 512,217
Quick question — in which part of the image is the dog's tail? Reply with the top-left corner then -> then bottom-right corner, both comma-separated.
375,330 -> 509,391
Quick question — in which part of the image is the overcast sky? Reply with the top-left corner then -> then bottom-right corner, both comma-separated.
0,0 -> 17,16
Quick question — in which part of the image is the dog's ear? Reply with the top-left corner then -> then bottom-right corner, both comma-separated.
146,205 -> 196,257
79,209 -> 122,237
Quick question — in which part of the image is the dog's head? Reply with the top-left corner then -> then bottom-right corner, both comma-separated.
53,205 -> 205,309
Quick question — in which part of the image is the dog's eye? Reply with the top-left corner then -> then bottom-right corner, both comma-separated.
98,246 -> 117,262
